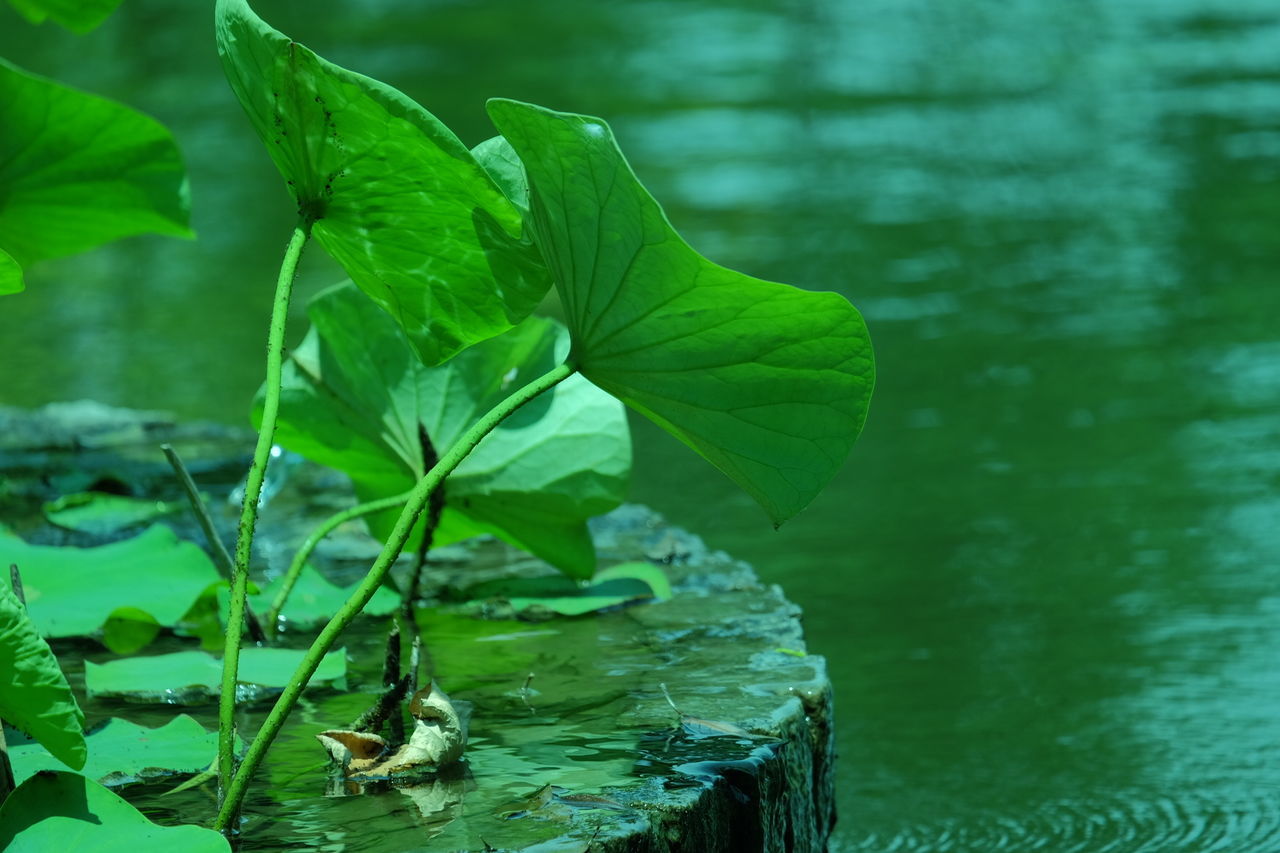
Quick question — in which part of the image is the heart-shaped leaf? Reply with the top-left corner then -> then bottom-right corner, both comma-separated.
6,0 -> 125,33
0,526 -> 221,645
0,59 -> 191,293
7,715 -> 223,787
0,582 -> 85,770
0,771 -> 230,852
263,282 -> 631,578
215,0 -> 550,365
487,100 -> 875,524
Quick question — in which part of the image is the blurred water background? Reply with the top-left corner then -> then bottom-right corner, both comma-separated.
3,1 -> 1280,849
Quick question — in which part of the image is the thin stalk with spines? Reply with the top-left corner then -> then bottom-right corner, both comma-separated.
264,490 -> 413,629
218,219 -> 312,812
213,360 -> 576,832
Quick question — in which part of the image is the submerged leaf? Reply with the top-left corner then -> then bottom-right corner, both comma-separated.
7,715 -> 223,787
84,647 -> 346,702
0,59 -> 191,291
215,0 -> 550,364
464,561 -> 670,618
0,525 -> 221,646
264,282 -> 630,578
43,492 -> 185,536
0,582 -> 85,770
488,100 -> 875,524
6,0 -> 125,33
0,770 -> 230,852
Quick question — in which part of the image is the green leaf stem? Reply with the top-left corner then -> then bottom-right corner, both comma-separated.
488,100 -> 875,524
214,0 -> 550,365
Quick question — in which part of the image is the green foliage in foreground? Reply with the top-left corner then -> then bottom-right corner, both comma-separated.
0,582 -> 85,771
0,770 -> 230,852
0,58 -> 191,294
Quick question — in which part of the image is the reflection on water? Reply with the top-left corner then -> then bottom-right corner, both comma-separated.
3,0 -> 1280,849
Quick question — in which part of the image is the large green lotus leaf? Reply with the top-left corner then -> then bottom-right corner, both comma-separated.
84,648 -> 346,702
263,282 -> 630,578
0,526 -> 221,644
7,714 -> 222,786
215,0 -> 550,365
487,100 -> 875,524
0,582 -> 85,770
0,59 -> 191,291
6,0 -> 125,33
0,770 -> 230,852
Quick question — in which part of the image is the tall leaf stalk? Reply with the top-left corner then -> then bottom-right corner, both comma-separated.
214,360 -> 575,832
218,219 -> 311,806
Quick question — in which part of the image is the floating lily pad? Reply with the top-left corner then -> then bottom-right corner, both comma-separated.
256,565 -> 399,629
84,648 -> 347,703
0,770 -> 229,852
44,492 -> 186,536
0,526 -> 221,650
464,562 -> 670,618
7,715 -> 224,787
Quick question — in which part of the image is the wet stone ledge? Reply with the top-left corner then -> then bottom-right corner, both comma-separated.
1,401 -> 837,852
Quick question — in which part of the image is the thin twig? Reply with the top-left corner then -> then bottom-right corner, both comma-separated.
408,634 -> 422,695
400,423 -> 444,622
384,624 -> 404,742
161,443 -> 267,645
9,564 -> 25,607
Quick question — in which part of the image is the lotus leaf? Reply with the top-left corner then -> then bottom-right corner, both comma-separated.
7,714 -> 223,786
215,0 -> 550,365
264,282 -> 630,578
0,59 -> 191,294
487,99 -> 875,524
84,647 -> 347,702
463,561 -> 671,618
0,582 -> 85,770
43,492 -> 186,536
6,0 -> 125,33
0,525 -> 221,645
0,770 -> 230,852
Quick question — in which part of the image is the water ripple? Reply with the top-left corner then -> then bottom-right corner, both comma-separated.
845,792 -> 1280,853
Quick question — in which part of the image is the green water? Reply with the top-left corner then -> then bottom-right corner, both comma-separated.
4,1 -> 1280,849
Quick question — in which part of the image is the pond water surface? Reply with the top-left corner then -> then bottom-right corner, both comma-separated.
3,1 -> 1280,850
